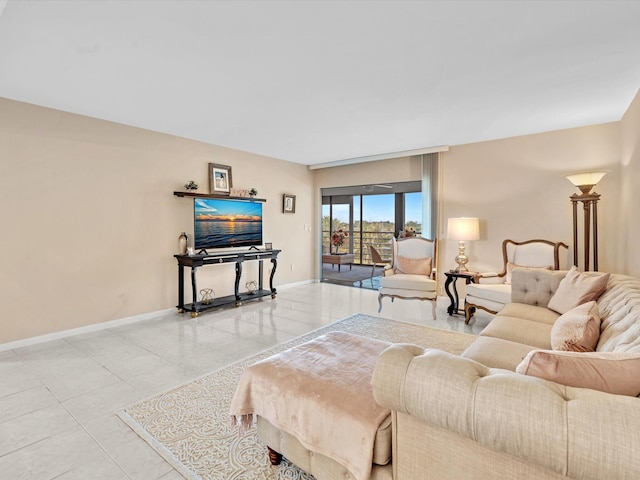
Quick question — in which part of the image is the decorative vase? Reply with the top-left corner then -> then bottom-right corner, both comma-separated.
246,281 -> 258,295
178,232 -> 188,255
199,288 -> 214,304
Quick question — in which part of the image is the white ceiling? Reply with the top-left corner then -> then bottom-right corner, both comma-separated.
1,1 -> 639,166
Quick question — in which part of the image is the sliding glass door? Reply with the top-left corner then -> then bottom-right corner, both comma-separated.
321,181 -> 424,266
322,196 -> 353,255
360,194 -> 395,264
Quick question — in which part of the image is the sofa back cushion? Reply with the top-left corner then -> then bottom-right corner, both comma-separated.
511,268 -> 567,308
505,263 -> 552,285
596,274 -> 640,353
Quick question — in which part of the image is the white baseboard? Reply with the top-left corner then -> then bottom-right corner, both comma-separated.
0,308 -> 176,353
0,279 -> 319,352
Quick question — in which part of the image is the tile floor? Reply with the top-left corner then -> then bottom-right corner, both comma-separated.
0,282 -> 492,480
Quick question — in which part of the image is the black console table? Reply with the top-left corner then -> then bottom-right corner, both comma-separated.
175,249 -> 280,317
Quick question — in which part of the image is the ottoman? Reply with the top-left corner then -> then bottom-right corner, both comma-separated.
230,331 -> 393,480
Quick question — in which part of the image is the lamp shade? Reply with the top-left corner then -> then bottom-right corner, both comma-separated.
566,171 -> 608,187
447,217 -> 480,241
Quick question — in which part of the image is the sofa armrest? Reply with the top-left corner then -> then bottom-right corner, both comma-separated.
372,344 -> 640,480
510,268 -> 568,307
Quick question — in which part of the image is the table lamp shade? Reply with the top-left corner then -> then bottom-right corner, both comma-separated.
447,217 -> 479,272
448,217 -> 480,241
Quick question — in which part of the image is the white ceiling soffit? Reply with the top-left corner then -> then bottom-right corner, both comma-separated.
0,1 -> 639,166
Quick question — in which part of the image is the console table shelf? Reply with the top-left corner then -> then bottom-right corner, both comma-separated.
179,289 -> 274,313
175,249 -> 280,317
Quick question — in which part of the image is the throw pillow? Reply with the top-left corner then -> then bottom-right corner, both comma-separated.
547,266 -> 610,314
550,301 -> 601,352
395,256 -> 432,276
516,349 -> 640,397
505,262 -> 552,285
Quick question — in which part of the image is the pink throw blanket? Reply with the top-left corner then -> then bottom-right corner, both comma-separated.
230,331 -> 391,480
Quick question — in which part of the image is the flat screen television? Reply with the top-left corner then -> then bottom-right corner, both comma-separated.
194,198 -> 263,251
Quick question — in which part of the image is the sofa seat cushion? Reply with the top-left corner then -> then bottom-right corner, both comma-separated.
499,303 -> 561,325
379,273 -> 436,292
466,283 -> 511,304
480,316 -> 553,350
462,336 -> 537,371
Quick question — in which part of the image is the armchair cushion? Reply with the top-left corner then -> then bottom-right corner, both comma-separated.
547,266 -> 610,314
550,301 -> 601,352
466,283 -> 511,304
516,349 -> 640,396
395,255 -> 432,276
379,273 -> 436,293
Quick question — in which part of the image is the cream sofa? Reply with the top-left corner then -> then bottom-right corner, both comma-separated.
372,268 -> 640,479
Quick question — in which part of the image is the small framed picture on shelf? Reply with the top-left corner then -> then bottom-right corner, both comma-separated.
265,242 -> 273,250
283,193 -> 296,213
209,163 -> 233,195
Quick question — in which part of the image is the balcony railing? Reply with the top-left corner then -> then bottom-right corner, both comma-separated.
323,230 -> 397,265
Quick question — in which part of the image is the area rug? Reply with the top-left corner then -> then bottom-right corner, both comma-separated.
117,313 -> 475,480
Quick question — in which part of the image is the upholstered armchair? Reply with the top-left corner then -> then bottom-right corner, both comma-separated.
378,237 -> 437,319
464,238 -> 569,323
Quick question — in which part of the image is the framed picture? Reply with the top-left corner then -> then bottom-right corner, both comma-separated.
283,194 -> 296,213
209,163 -> 233,195
265,242 -> 273,250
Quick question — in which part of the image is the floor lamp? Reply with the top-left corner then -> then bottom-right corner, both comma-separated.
566,171 -> 607,271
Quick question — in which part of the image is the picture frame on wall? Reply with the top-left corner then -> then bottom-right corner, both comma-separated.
209,163 -> 233,195
283,194 -> 296,213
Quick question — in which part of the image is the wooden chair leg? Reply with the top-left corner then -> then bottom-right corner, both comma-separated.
267,446 -> 282,465
464,302 -> 475,324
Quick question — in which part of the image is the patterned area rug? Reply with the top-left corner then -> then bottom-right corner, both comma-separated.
117,313 -> 475,480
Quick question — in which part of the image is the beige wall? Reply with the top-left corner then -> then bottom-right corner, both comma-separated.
620,89 -> 640,276
439,122 -> 622,283
0,98 -> 315,344
3,88 -> 640,344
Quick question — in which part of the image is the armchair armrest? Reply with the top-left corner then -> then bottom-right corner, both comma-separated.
474,271 -> 506,284
372,344 -> 640,480
479,272 -> 500,277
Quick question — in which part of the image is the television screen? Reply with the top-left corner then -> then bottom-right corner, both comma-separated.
194,198 -> 263,250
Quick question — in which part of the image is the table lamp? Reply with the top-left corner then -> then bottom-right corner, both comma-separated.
447,217 -> 480,272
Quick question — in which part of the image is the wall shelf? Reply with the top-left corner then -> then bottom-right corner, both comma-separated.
173,191 -> 266,202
